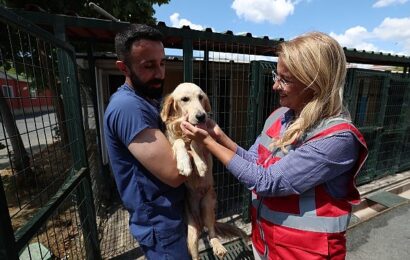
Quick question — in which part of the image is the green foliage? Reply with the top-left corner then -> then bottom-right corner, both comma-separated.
5,0 -> 170,23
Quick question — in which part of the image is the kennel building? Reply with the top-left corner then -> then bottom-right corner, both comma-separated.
1,6 -> 410,259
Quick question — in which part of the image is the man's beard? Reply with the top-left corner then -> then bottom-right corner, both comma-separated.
130,71 -> 164,100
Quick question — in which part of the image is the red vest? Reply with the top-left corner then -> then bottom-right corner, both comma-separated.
252,108 -> 368,260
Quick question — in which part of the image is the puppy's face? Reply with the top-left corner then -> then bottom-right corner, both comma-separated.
161,83 -> 211,125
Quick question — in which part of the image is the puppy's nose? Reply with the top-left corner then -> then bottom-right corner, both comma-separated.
196,113 -> 206,123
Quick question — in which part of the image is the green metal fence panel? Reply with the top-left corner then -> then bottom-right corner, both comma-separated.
355,127 -> 381,185
0,7 -> 100,260
383,74 -> 410,131
250,61 -> 280,135
344,68 -> 389,128
375,129 -> 405,178
398,126 -> 410,172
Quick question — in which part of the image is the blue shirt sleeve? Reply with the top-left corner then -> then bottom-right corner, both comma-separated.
235,138 -> 259,162
105,93 -> 158,147
226,131 -> 360,197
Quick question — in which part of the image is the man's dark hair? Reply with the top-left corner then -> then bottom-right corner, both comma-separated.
115,24 -> 164,65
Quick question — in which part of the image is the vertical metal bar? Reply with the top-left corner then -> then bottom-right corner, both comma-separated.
242,61 -> 261,222
67,51 -> 101,260
349,69 -> 359,124
377,73 -> 390,127
54,35 -> 100,259
0,176 -> 19,260
183,37 -> 193,82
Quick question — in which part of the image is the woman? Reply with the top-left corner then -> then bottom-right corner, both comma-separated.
181,32 -> 368,259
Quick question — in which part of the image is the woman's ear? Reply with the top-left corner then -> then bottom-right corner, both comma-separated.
160,95 -> 174,122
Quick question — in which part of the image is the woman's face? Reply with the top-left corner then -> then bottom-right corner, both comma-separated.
273,58 -> 314,115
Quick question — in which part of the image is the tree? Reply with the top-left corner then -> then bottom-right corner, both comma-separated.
5,0 -> 170,24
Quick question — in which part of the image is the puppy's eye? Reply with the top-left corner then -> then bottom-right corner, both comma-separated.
198,94 -> 203,101
181,97 -> 190,102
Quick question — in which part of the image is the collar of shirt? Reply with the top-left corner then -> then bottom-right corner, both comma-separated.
280,109 -> 295,135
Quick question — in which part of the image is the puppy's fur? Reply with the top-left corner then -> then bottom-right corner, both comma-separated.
161,83 -> 247,260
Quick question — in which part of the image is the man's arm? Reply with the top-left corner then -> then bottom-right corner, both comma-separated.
128,128 -> 187,187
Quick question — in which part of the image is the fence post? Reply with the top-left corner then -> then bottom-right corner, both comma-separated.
68,51 -> 102,260
183,36 -> 193,82
55,39 -> 101,259
0,177 -> 19,260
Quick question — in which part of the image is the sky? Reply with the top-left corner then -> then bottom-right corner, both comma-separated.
153,0 -> 410,56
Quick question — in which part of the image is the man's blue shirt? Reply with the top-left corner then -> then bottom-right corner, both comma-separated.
103,83 -> 185,247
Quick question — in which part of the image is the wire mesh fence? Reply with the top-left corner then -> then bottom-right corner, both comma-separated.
398,127 -> 410,172
355,128 -> 378,185
344,68 -> 410,184
383,74 -> 410,131
0,7 -> 99,260
18,178 -> 92,259
0,16 -> 75,234
189,40 -> 271,219
346,69 -> 389,128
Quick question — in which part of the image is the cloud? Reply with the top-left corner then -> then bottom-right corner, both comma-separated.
373,17 -> 410,54
372,0 -> 408,8
169,13 -> 204,30
231,0 -> 295,24
330,17 -> 410,55
330,26 -> 378,51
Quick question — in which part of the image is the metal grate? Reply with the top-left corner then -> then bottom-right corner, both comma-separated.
199,238 -> 253,260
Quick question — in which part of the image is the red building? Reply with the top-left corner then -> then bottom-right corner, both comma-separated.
0,71 -> 54,115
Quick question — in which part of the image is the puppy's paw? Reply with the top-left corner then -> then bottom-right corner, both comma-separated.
196,161 -> 207,177
210,238 -> 227,259
177,157 -> 192,176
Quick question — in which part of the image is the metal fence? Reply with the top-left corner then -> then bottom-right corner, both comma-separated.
1,8 -> 410,259
0,7 -> 100,259
186,40 -> 277,220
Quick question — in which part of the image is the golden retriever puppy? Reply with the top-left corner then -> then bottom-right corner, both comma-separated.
160,82 -> 247,260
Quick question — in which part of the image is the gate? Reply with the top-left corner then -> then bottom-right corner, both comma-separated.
0,7 -> 100,259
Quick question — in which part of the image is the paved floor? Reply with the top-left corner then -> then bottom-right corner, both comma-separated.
347,202 -> 410,260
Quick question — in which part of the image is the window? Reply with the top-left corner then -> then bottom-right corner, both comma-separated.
2,85 -> 13,97
30,87 -> 37,98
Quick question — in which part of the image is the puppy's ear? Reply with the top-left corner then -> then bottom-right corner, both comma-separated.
160,95 -> 175,122
204,95 -> 212,113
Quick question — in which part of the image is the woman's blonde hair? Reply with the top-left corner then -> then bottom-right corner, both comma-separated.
273,31 -> 347,152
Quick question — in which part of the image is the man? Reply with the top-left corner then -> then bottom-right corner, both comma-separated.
103,24 -> 189,259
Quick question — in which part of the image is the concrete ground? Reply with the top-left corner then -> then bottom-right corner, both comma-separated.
347,202 -> 410,260
346,170 -> 410,260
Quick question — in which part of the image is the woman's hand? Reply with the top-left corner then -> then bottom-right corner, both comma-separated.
206,119 -> 224,142
181,120 -> 213,144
